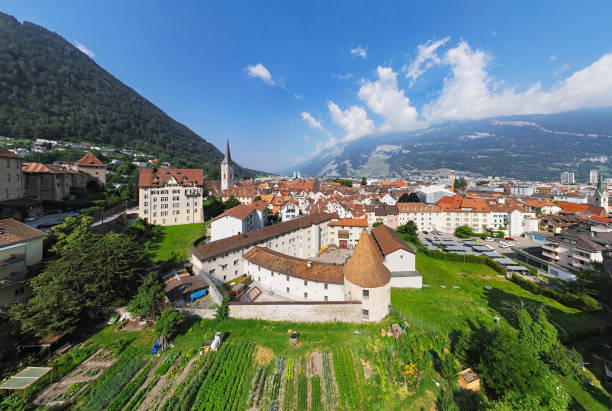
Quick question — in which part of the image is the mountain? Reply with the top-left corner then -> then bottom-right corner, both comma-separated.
293,108 -> 612,181
0,12 -> 257,178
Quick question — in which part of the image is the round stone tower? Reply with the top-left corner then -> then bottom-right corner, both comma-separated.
343,230 -> 391,322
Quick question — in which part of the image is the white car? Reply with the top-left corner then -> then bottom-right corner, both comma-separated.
484,237 -> 494,242
499,242 -> 509,248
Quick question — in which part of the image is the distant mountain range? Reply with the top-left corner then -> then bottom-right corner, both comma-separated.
291,108 -> 612,181
0,12 -> 258,178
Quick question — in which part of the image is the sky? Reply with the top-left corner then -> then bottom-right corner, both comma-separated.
3,1 -> 612,172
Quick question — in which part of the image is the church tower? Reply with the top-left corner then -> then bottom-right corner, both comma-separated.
221,139 -> 234,191
592,172 -> 608,212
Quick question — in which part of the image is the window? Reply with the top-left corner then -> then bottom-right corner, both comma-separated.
286,287 -> 290,293
144,202 -> 148,206
324,296 -> 328,301
223,275 -> 226,280
286,275 -> 290,281
304,292 -> 308,298
162,219 -> 166,224
362,289 -> 369,299
324,283 -> 328,290
221,264 -> 227,270
362,309 -> 369,319
304,280 -> 308,286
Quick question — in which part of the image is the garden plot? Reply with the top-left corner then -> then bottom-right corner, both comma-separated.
34,349 -> 116,407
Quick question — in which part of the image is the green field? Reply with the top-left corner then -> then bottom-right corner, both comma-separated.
153,222 -> 208,261
391,253 -> 605,336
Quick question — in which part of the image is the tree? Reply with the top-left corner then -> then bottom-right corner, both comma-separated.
10,227 -> 151,337
454,177 -> 468,190
397,221 -> 418,237
372,222 -> 383,228
454,225 -> 473,238
360,177 -> 367,185
215,297 -> 230,322
439,353 -> 459,383
223,196 -> 241,210
253,195 -> 262,201
154,308 -> 183,339
203,196 -> 225,219
127,272 -> 166,318
398,192 -> 420,203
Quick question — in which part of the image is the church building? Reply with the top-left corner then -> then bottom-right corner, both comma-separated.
221,139 -> 234,191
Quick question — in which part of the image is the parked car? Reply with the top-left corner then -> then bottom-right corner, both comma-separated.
505,237 -> 515,242
484,237 -> 494,242
499,241 -> 509,248
422,231 -> 429,234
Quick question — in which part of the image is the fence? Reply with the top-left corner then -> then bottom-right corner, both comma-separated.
389,305 -> 447,336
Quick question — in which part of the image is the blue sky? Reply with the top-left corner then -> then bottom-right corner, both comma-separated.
3,1 -> 612,172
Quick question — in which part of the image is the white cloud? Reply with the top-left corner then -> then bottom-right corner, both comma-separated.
358,66 -> 423,132
424,41 -> 612,122
554,64 -> 570,76
303,135 -> 310,141
301,111 -> 325,132
350,45 -> 367,59
245,63 -> 274,85
74,41 -> 94,58
403,37 -> 449,85
327,101 -> 375,141
549,55 -> 557,62
294,94 -> 303,100
332,73 -> 354,80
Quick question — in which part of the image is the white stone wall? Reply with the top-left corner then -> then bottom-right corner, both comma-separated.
382,249 -> 415,272
390,276 -> 422,288
327,225 -> 366,248
343,278 -> 390,322
193,220 -> 333,283
229,302 -> 362,323
245,260 -> 344,301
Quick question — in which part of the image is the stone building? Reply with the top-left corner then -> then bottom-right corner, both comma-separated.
22,163 -> 92,201
0,147 -> 24,201
74,152 -> 106,184
138,168 -> 204,226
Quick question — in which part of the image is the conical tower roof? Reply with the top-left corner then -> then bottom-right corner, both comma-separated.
343,230 -> 391,288
597,171 -> 605,196
222,139 -> 232,165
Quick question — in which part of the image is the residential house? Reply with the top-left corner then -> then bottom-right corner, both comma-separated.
0,147 -> 24,201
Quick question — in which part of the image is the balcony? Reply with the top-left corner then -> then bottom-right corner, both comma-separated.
541,250 -> 559,260
572,253 -> 591,263
0,254 -> 26,269
542,243 -> 559,253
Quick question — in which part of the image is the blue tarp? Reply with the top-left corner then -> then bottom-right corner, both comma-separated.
152,340 -> 160,355
190,289 -> 207,303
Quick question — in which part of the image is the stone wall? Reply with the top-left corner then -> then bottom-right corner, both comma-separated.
179,301 -> 363,323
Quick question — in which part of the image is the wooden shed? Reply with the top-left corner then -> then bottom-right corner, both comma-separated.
458,368 -> 480,392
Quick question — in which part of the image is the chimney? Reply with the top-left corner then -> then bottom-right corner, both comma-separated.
306,260 -> 312,268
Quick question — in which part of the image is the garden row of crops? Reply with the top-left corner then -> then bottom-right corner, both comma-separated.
248,366 -> 270,408
191,342 -> 255,411
332,348 -> 361,410
282,356 -> 295,411
77,347 -> 147,411
310,376 -> 322,411
158,354 -> 210,411
106,359 -> 156,411
321,353 -> 336,410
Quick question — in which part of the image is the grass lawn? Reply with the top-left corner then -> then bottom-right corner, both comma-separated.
152,222 -> 208,261
391,253 -> 605,337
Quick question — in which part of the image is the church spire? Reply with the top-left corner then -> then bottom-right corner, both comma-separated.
597,171 -> 604,196
222,139 -> 232,165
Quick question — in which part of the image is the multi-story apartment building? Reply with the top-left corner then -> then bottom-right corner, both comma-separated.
589,170 -> 598,184
138,168 -> 204,226
436,194 -> 492,233
0,147 -> 24,201
560,172 -> 575,184
0,218 -> 46,307
541,230 -> 605,271
510,185 -> 534,197
397,202 -> 441,232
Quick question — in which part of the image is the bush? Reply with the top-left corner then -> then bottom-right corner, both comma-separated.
510,275 -> 602,311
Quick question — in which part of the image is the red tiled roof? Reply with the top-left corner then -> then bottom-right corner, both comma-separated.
371,224 -> 414,256
328,218 -> 368,227
212,203 -> 256,221
0,218 -> 47,247
22,163 -> 76,174
343,230 -> 391,288
74,152 -> 104,167
244,246 -> 344,284
138,168 -> 203,187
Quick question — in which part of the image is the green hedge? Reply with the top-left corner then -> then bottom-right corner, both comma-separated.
420,247 -> 507,276
510,274 -> 602,312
